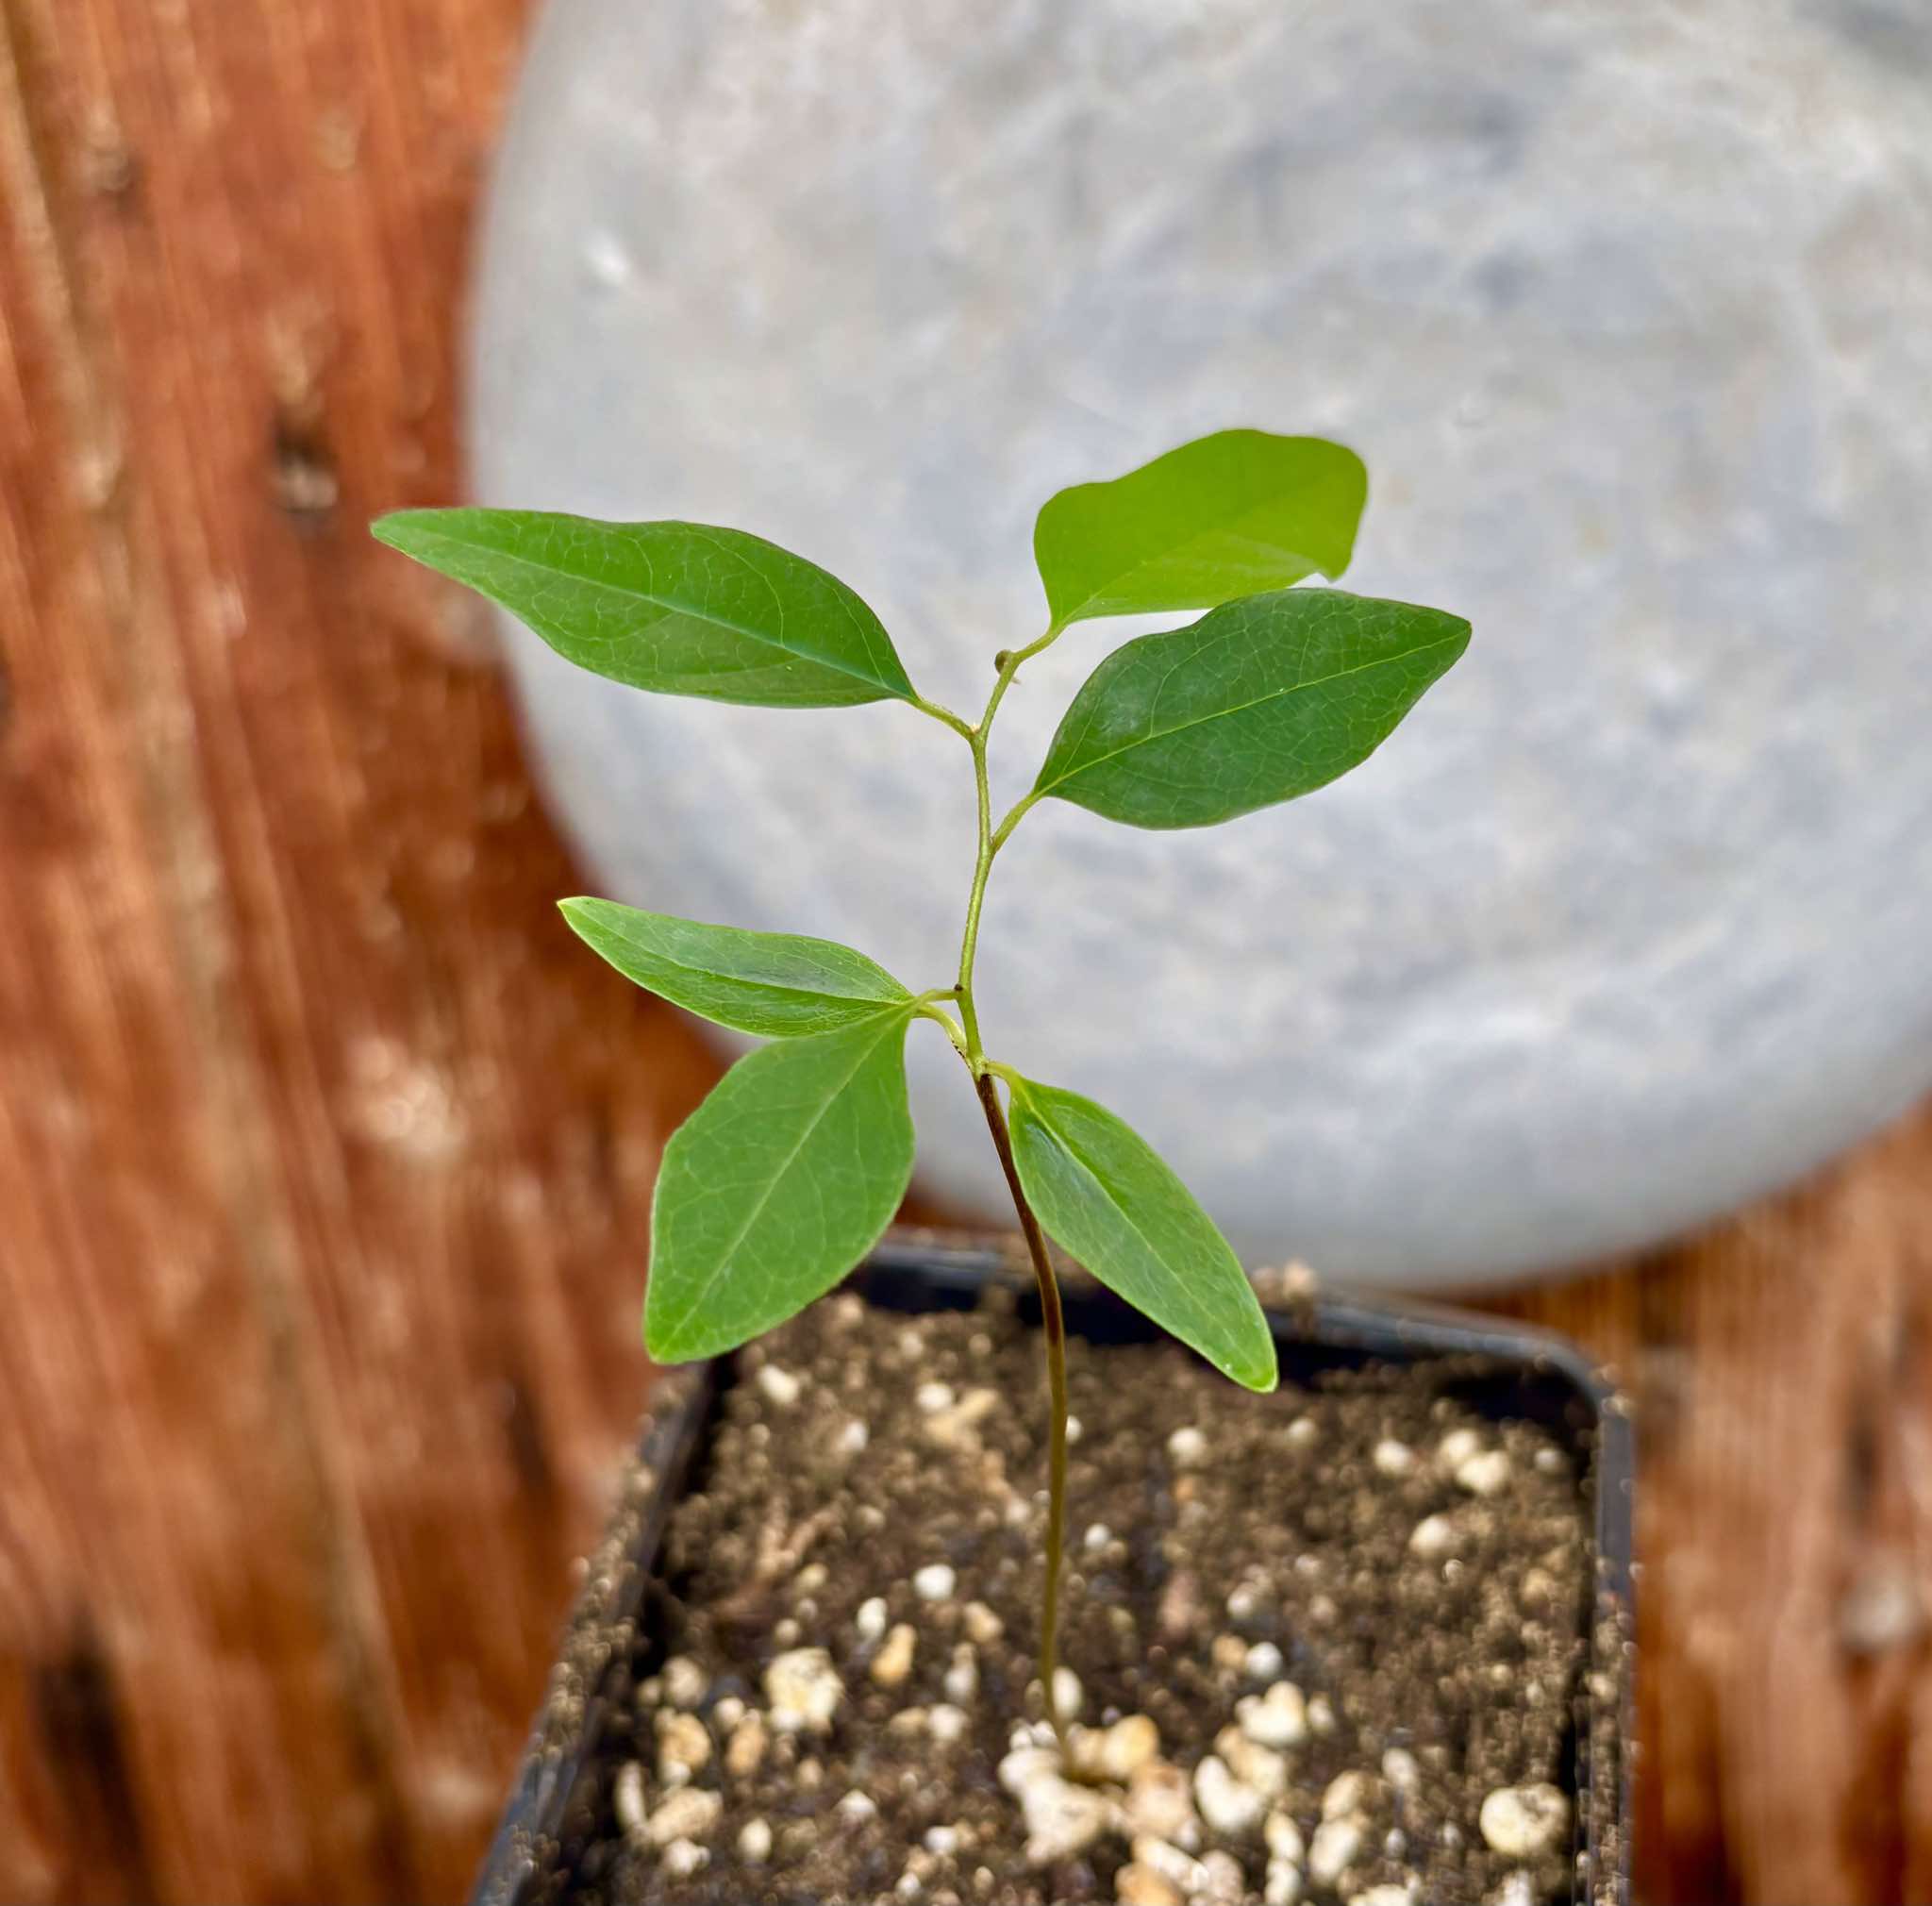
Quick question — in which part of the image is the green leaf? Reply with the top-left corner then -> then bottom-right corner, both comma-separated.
372,509 -> 913,709
1006,1073 -> 1276,1392
1033,430 -> 1367,627
1032,587 -> 1469,830
559,898 -> 912,1038
646,1009 -> 917,1362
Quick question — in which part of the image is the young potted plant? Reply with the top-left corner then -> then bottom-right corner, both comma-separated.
375,431 -> 1634,1906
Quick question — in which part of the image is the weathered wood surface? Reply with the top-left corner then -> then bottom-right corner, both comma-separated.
0,1 -> 714,1896
0,2 -> 1927,1900
1502,1101 -> 1932,1906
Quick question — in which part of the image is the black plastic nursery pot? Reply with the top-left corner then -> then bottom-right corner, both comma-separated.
475,1235 -> 1635,1906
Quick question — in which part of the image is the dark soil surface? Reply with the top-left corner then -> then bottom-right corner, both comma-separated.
524,1283 -> 1596,1906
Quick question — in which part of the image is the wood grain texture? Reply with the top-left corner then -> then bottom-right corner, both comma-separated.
0,0 -> 715,1896
1497,1102 -> 1932,1906
0,1 -> 1927,1899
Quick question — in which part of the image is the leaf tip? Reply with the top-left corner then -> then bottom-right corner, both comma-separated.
369,506 -> 441,549
1434,612 -> 1474,674
556,896 -> 608,947
1236,1350 -> 1281,1395
1227,1303 -> 1281,1393
641,1292 -> 708,1366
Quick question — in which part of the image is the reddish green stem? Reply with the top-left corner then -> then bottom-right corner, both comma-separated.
974,1071 -> 1073,1763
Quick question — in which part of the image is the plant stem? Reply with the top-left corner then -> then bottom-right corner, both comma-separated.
909,692 -> 976,742
954,729 -> 995,1057
951,620 -> 1063,1056
913,999 -> 971,1062
974,1070 -> 1074,1764
939,618 -> 1075,1761
990,788 -> 1041,856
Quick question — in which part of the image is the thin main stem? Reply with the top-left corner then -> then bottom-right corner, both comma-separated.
974,1072 -> 1073,1764
954,728 -> 995,1057
925,617 -> 1075,1759
951,620 -> 1063,1062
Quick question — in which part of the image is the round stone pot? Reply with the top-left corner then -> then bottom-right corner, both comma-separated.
469,0 -> 1932,1287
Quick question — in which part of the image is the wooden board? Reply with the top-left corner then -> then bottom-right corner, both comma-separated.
1500,1100 -> 1932,1906
0,1 -> 714,1895
0,1 -> 1927,1898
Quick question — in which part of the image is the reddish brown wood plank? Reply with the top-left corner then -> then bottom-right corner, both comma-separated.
1497,1103 -> 1932,1906
0,0 -> 713,1896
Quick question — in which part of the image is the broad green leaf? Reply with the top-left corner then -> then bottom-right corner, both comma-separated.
1006,1074 -> 1276,1392
646,1009 -> 916,1362
1033,430 -> 1367,627
1033,588 -> 1469,830
559,898 -> 911,1038
372,509 -> 913,709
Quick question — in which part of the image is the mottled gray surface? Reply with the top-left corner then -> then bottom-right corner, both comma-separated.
469,0 -> 1932,1287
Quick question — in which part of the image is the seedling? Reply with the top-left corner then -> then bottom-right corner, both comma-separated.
375,429 -> 1468,1759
